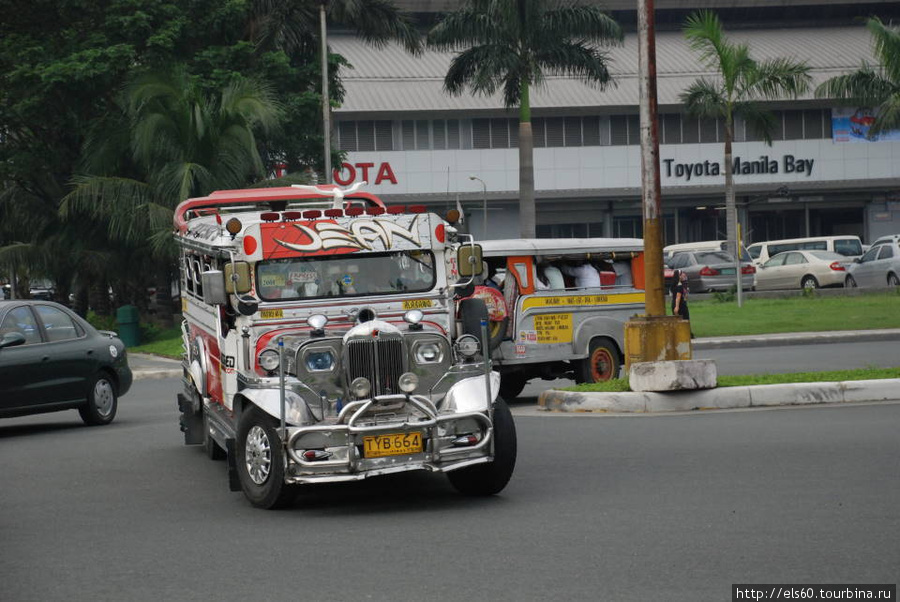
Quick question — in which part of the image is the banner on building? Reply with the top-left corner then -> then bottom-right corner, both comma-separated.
831,107 -> 900,143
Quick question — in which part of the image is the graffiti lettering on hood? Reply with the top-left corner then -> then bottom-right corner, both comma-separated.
272,216 -> 422,255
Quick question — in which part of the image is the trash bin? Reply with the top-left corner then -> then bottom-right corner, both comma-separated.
116,304 -> 141,347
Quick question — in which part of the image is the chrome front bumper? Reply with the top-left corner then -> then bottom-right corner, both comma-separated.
281,394 -> 494,484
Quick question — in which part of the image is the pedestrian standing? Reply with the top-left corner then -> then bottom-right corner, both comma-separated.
671,269 -> 693,337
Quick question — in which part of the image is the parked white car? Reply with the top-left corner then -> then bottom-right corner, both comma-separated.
754,250 -> 852,290
845,235 -> 900,288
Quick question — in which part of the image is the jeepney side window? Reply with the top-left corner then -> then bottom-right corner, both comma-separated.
192,259 -> 204,297
181,256 -> 194,296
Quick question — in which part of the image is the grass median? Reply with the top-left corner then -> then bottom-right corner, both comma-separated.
130,290 -> 900,387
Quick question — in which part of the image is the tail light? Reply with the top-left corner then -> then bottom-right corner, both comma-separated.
829,262 -> 846,271
741,265 -> 756,274
699,266 -> 719,276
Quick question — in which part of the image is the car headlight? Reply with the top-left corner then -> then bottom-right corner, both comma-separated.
455,334 -> 480,358
414,341 -> 443,364
305,350 -> 335,371
258,349 -> 281,372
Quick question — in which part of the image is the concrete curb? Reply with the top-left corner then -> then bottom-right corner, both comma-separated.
693,329 -> 900,350
538,379 -> 900,413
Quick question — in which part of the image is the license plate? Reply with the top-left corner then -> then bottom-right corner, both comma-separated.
363,432 -> 423,458
719,268 -> 736,275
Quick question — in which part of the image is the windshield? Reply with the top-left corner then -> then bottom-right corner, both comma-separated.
256,250 -> 436,301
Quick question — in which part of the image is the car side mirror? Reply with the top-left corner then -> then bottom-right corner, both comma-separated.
224,261 -> 252,294
457,244 -> 484,277
0,331 -> 26,349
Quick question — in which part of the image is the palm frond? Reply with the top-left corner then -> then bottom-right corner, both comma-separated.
331,0 -> 422,55
680,79 -> 725,120
815,66 -> 892,104
747,57 -> 812,100
734,100 -> 778,144
682,10 -> 729,72
541,4 -> 623,44
867,16 -> 900,85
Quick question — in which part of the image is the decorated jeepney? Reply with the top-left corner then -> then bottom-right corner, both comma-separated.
174,184 -> 515,508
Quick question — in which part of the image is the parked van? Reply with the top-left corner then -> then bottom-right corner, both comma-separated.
746,236 -> 863,266
472,238 -> 646,399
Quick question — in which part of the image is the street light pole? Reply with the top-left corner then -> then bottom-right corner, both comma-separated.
469,175 -> 487,237
320,1 -> 332,184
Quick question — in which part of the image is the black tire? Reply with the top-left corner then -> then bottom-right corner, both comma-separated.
78,373 -> 118,426
499,372 -> 527,400
235,407 -> 296,509
460,298 -> 493,349
447,398 -> 517,496
576,339 -> 620,384
203,408 -> 226,461
888,273 -> 899,287
845,275 -> 857,288
801,275 -> 819,290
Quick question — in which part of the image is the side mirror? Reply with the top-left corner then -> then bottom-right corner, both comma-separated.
201,270 -> 227,305
457,244 -> 484,277
224,261 -> 252,294
0,331 -> 27,349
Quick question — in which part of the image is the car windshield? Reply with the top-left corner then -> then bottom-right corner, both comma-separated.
256,250 -> 435,301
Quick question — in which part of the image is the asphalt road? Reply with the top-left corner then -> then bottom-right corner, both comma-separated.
2,377 -> 898,601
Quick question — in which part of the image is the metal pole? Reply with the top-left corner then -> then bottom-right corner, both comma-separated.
320,2 -> 332,184
278,336 -> 286,436
637,0 -> 665,317
469,175 -> 487,238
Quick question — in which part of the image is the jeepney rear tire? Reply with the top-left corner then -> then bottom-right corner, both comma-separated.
235,407 -> 297,509
447,398 -> 517,496
576,338 -> 620,384
459,298 -> 505,351
499,372 -> 527,400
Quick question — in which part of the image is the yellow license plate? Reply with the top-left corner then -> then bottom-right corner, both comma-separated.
363,432 -> 423,458
260,309 -> 283,319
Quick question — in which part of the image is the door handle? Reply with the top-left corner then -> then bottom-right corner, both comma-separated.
42,356 -> 50,362
87,350 -> 94,355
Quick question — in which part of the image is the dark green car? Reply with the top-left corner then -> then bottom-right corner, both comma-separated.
0,300 -> 132,425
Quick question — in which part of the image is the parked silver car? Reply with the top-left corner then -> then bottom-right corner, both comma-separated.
754,250 -> 851,290
845,235 -> 900,288
666,250 -> 755,293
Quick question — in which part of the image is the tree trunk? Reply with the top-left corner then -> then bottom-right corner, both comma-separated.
724,123 -> 736,256
518,84 -> 535,239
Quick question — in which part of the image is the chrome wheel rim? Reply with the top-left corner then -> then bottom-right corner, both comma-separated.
245,425 -> 272,485
93,379 -> 115,418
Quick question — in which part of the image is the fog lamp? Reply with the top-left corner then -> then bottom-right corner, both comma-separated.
258,349 -> 280,372
398,372 -> 419,393
350,377 -> 372,399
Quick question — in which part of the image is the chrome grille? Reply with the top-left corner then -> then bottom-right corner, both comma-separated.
347,336 -> 405,396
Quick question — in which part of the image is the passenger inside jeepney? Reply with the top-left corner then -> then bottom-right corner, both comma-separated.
537,258 -> 565,290
560,260 -> 601,288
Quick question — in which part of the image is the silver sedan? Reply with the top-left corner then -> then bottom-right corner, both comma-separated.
845,235 -> 900,288
666,250 -> 755,293
754,250 -> 851,290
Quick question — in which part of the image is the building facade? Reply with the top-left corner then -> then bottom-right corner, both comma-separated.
329,1 -> 900,245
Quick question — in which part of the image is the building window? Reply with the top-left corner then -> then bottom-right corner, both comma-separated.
337,120 -> 393,151
610,116 -> 628,146
784,110 -> 803,140
804,109 -> 825,139
583,116 -> 600,146
627,115 -> 640,145
545,117 -> 565,147
490,118 -> 510,148
682,115 -> 700,144
564,117 -> 582,146
533,118 -> 546,148
661,114 -> 681,145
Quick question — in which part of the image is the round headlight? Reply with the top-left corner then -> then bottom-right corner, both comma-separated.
455,334 -> 480,358
414,342 -> 442,364
258,349 -> 280,372
398,372 -> 419,393
350,377 -> 372,399
305,350 -> 334,371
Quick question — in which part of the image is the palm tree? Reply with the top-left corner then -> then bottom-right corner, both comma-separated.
428,0 -> 622,238
62,69 -> 284,324
681,10 -> 811,263
815,17 -> 900,137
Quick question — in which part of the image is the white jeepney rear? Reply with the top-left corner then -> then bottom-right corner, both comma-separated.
174,185 -> 515,508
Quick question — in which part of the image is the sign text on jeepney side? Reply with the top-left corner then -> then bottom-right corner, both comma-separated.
521,292 -> 645,311
533,313 -> 573,344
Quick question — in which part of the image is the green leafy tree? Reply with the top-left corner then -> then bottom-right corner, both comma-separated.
815,17 -> 900,137
680,10 -> 811,259
428,0 -> 622,238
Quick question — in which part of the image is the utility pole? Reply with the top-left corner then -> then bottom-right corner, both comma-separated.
624,0 -> 692,371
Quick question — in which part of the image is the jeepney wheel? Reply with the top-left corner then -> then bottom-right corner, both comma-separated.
499,372 -> 528,400
577,339 -> 620,384
78,373 -> 118,426
447,398 -> 517,496
236,407 -> 296,509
